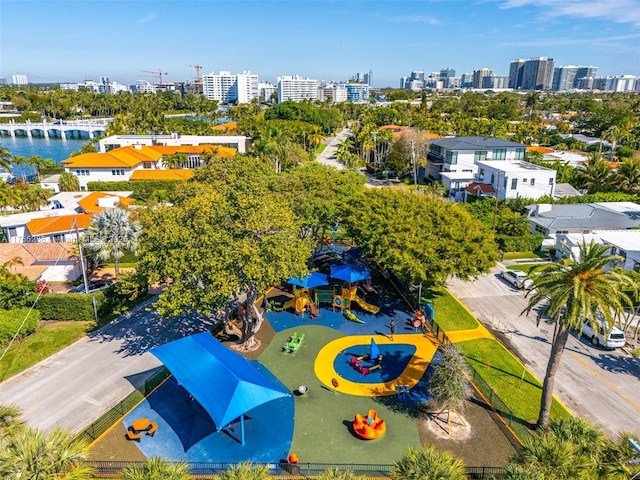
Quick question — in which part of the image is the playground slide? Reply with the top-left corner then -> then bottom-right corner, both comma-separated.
350,296 -> 380,314
294,296 -> 308,314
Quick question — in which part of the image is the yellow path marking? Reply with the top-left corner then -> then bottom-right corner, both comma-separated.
446,325 -> 494,343
314,334 -> 438,396
571,352 -> 640,414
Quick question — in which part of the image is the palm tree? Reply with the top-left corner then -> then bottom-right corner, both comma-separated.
0,144 -> 12,173
317,468 -> 366,480
522,241 -> 636,430
0,427 -> 94,479
120,457 -> 191,480
578,153 -> 613,193
59,172 -> 80,191
216,462 -> 269,480
615,157 -> 640,193
0,404 -> 22,430
84,208 -> 142,278
392,446 -> 467,480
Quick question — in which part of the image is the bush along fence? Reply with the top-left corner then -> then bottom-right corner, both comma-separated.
89,461 -> 506,479
75,367 -> 170,443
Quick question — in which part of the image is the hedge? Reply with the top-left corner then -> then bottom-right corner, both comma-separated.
496,233 -> 544,252
87,180 -> 181,202
0,308 -> 40,347
33,291 -> 107,321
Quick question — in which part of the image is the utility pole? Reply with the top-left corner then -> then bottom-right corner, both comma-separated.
411,140 -> 417,191
492,171 -> 501,233
73,217 -> 90,295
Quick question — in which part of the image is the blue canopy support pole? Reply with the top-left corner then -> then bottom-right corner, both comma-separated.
240,414 -> 245,445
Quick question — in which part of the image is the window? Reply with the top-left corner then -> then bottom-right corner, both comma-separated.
549,177 -> 554,185
523,178 -> 528,184
530,178 -> 535,186
515,148 -> 525,160
490,173 -> 495,184
74,169 -> 90,176
445,151 -> 458,165
511,178 -> 518,190
474,150 -> 487,164
8,227 -> 17,238
112,169 -> 125,176
493,148 -> 507,160
479,168 -> 485,180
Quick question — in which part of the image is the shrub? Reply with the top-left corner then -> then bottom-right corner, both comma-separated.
496,234 -> 544,252
87,180 -> 181,202
0,308 -> 40,346
34,291 -> 107,321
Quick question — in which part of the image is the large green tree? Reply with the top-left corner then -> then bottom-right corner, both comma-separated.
344,189 -> 497,288
522,241 -> 636,430
139,157 -> 312,348
0,144 -> 13,173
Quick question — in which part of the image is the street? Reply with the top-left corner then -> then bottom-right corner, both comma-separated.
447,265 -> 640,438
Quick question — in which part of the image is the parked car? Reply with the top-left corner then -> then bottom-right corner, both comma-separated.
581,318 -> 627,349
501,270 -> 533,290
73,280 -> 113,294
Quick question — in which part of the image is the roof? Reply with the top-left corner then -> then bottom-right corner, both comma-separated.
527,202 -> 640,232
552,183 -> 582,199
478,160 -> 555,173
211,121 -> 238,132
431,136 -> 525,151
146,144 -> 237,157
62,145 -> 163,168
464,182 -> 496,195
0,243 -> 77,280
26,213 -> 94,236
130,169 -> 195,181
150,332 -> 288,428
77,192 -> 134,213
440,171 -> 476,180
0,209 -> 79,228
47,191 -> 133,211
526,145 -> 555,154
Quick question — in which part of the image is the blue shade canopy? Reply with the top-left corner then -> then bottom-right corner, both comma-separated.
150,332 -> 288,429
330,264 -> 371,283
287,272 -> 329,288
370,338 -> 381,359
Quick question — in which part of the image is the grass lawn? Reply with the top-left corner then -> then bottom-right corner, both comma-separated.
506,263 -> 548,275
425,287 -> 482,331
503,251 -> 547,260
0,321 -> 94,381
315,143 -> 328,154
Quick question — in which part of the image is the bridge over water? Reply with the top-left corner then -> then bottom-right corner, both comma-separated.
0,118 -> 111,139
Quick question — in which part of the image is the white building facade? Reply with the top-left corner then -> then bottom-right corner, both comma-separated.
202,71 -> 259,104
476,160 -> 556,200
277,75 -> 319,103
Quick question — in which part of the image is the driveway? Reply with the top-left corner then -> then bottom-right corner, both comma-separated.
316,128 -> 350,170
447,266 -> 640,438
0,297 -> 214,433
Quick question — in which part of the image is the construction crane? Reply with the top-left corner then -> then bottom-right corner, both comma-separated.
141,69 -> 168,85
187,64 -> 203,84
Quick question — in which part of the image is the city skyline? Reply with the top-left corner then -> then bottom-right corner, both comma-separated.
1,0 -> 639,88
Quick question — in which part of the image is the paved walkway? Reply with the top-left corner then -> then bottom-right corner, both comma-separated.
315,128 -> 350,170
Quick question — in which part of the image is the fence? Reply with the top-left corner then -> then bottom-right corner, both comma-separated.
76,367 -> 170,443
90,461 -> 506,479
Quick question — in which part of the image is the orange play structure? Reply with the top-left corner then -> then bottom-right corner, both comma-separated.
283,288 -> 310,315
334,286 -> 379,314
353,409 -> 386,440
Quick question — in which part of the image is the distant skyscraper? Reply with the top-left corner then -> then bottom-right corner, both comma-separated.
12,74 -> 28,85
520,57 -> 554,90
411,70 -> 425,82
551,65 -> 597,91
0,78 -> 7,85
363,69 -> 373,86
440,68 -> 455,79
472,68 -> 492,88
277,75 -> 319,103
461,73 -> 473,88
508,59 -> 525,89
202,70 -> 259,104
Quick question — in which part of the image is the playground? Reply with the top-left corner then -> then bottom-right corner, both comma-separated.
89,246 -> 517,468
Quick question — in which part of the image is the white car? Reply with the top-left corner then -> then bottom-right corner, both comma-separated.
581,318 -> 627,349
501,270 -> 533,290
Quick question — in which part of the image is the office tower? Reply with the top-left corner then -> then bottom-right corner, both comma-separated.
552,65 -> 598,91
508,59 -> 525,89
277,75 -> 319,103
0,78 -> 7,85
461,73 -> 473,88
12,74 -> 28,85
482,75 -> 509,89
400,76 -> 408,89
520,57 -> 554,90
576,66 -> 598,84
364,69 -> 373,86
439,68 -> 455,88
411,70 -> 425,82
472,68 -> 492,88
202,71 -> 259,104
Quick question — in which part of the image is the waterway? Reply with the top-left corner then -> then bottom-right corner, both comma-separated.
0,136 -> 87,178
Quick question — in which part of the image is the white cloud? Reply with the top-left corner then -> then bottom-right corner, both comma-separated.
500,0 -> 640,27
135,13 -> 158,26
391,15 -> 439,26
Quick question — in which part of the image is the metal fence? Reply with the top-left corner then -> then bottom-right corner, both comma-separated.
90,461 -> 506,479
76,367 -> 170,443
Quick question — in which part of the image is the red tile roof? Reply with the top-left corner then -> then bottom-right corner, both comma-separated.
464,182 -> 496,195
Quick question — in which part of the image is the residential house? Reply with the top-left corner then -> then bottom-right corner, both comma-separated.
25,213 -> 94,243
425,136 -> 526,182
0,209 -> 79,243
0,242 -> 81,281
98,133 -> 249,153
555,230 -> 640,271
475,160 -> 557,200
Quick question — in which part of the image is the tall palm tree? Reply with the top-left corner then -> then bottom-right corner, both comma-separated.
522,241 -> 636,430
578,153 -> 613,193
0,427 -> 94,479
84,208 -> 142,278
120,456 -> 191,480
0,144 -> 12,173
615,157 -> 640,193
392,445 -> 467,480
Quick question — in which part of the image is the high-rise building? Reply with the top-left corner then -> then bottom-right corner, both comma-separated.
508,59 -> 525,89
0,78 -> 7,85
344,83 -> 369,102
258,82 -> 277,102
518,57 -> 554,90
364,69 -> 373,86
439,68 -> 455,88
552,65 -> 598,91
461,73 -> 473,88
482,75 -> 509,89
277,75 -> 319,103
472,68 -> 492,88
202,71 -> 259,104
12,74 -> 28,85
411,70 -> 425,82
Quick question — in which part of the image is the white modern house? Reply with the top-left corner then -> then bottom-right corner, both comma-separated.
475,160 -> 557,200
426,136 -> 526,181
98,134 -> 249,154
277,75 -> 319,103
555,230 -> 640,271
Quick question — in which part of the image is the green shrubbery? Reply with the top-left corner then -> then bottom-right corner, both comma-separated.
87,180 -> 180,202
34,291 -> 107,321
496,233 -> 544,253
0,308 -> 40,346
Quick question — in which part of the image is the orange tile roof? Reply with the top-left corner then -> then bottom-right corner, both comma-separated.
77,192 -> 134,213
26,214 -> 94,236
130,169 -> 195,181
211,121 -> 238,132
527,146 -> 555,154
147,144 -> 237,157
0,243 -> 77,280
62,145 -> 162,168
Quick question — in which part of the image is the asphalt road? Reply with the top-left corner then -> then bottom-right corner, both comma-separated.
0,297 -> 213,433
316,128 -> 349,170
447,265 -> 640,438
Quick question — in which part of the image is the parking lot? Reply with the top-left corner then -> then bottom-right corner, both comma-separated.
447,265 -> 640,438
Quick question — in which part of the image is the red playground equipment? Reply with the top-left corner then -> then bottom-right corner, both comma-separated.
353,409 -> 386,440
349,338 -> 382,375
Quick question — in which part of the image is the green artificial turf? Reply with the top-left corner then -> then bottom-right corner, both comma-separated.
0,321 -> 94,381
257,326 -> 421,464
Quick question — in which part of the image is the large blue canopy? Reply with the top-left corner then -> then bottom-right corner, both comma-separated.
150,332 -> 288,429
287,272 -> 329,288
330,264 -> 371,283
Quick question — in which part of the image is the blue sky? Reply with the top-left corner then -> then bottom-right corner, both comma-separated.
1,0 -> 639,87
